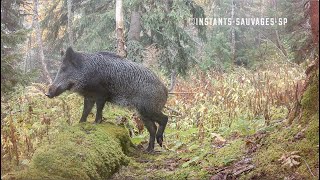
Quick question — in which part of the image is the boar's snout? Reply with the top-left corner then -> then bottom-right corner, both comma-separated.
45,85 -> 57,98
45,92 -> 54,98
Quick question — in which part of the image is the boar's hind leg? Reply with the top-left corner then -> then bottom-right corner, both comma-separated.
141,117 -> 157,152
79,97 -> 95,123
94,97 -> 107,124
154,113 -> 168,147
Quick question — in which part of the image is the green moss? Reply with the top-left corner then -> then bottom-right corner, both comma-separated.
295,114 -> 319,179
244,112 -> 319,179
206,139 -> 245,167
16,123 -> 133,180
102,105 -> 131,121
270,106 -> 288,120
131,134 -> 147,145
305,114 -> 319,145
246,126 -> 298,178
220,118 -> 265,137
300,72 -> 319,124
267,124 -> 300,143
289,71 -> 320,179
251,142 -> 285,178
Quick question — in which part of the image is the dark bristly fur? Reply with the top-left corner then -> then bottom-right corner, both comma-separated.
46,47 -> 168,152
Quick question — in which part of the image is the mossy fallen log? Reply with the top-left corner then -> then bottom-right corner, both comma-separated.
16,122 -> 133,180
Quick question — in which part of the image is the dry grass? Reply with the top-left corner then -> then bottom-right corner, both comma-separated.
165,62 -> 305,131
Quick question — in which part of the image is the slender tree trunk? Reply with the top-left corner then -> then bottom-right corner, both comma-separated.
67,0 -> 73,46
24,36 -> 32,73
231,0 -> 236,63
116,0 -> 126,57
127,5 -> 142,62
310,0 -> 319,45
257,0 -> 262,47
168,69 -> 177,92
128,8 -> 141,41
273,0 -> 287,57
164,0 -> 172,13
33,0 -> 52,84
274,29 -> 287,57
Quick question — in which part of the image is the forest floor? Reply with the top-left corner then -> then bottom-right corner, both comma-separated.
1,67 -> 318,179
108,66 -> 319,180
111,116 -> 319,180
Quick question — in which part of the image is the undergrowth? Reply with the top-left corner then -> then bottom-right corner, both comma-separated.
2,62 -> 317,180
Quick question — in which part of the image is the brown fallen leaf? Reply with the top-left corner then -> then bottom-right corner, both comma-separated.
245,139 -> 258,154
211,133 -> 227,147
293,129 -> 306,141
278,151 -> 301,168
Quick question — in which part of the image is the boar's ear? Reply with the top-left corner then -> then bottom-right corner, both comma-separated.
65,47 -> 74,59
65,47 -> 81,67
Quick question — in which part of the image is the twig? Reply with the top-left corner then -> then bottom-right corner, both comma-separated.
165,106 -> 182,115
168,92 -> 196,94
302,158 -> 316,177
168,115 -> 182,118
233,164 -> 255,176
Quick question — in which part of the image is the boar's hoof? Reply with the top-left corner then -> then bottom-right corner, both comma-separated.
93,120 -> 102,124
144,149 -> 161,154
92,122 -> 100,125
144,149 -> 154,154
156,135 -> 163,147
144,146 -> 154,153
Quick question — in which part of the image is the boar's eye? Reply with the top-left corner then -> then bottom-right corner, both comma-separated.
61,65 -> 68,72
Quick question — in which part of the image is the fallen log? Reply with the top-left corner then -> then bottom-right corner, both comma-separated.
15,122 -> 133,180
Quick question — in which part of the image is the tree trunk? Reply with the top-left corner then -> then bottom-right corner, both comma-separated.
128,10 -> 141,41
164,0 -> 173,13
23,36 -> 32,73
310,0 -> 319,45
231,0 -> 236,63
116,0 -> 126,57
67,0 -> 73,46
273,0 -> 287,57
33,0 -> 52,84
168,69 -> 177,92
287,0 -> 319,125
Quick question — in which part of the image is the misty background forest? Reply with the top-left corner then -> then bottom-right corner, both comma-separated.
1,0 -> 319,179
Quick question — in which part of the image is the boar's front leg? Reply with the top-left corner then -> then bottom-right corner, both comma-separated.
142,119 -> 157,152
94,97 -> 107,124
79,97 -> 95,123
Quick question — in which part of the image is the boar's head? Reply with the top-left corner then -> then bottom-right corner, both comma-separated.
46,47 -> 83,98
